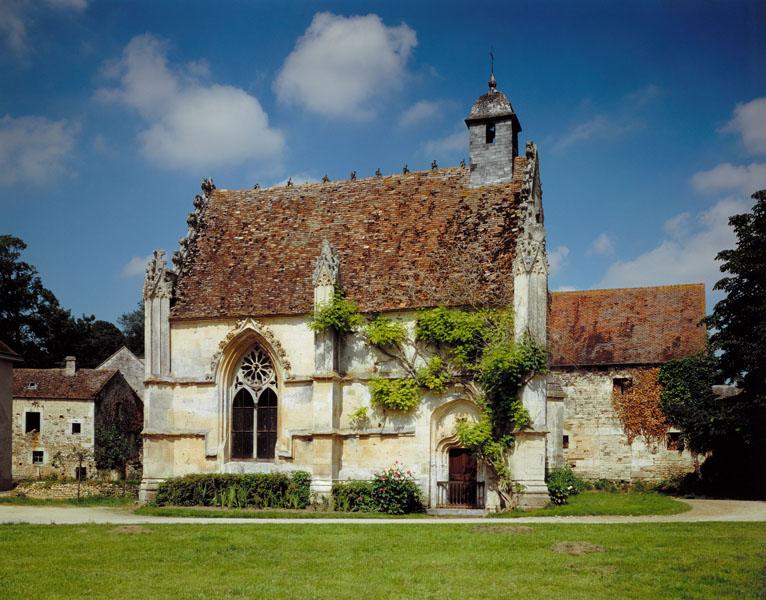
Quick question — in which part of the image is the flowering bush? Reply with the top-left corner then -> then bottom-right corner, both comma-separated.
371,463 -> 424,514
546,466 -> 587,505
331,463 -> 424,514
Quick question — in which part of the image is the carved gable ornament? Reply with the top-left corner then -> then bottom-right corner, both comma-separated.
208,318 -> 291,381
143,249 -> 176,300
312,239 -> 340,287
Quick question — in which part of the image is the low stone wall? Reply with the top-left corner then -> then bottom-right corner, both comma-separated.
10,480 -> 138,500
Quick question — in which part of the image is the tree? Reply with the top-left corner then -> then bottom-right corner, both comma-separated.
0,235 -> 74,366
706,190 -> 766,408
118,302 -> 144,357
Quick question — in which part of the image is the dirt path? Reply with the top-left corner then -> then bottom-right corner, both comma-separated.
1,499 -> 765,525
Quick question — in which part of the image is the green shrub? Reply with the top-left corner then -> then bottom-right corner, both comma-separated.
331,480 -> 375,512
309,290 -> 363,335
154,471 -> 312,509
546,466 -> 587,506
332,464 -> 424,514
364,315 -> 407,347
369,377 -> 420,412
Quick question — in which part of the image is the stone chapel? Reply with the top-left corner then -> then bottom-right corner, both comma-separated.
139,74 -> 705,508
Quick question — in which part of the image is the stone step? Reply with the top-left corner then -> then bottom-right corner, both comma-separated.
427,507 -> 487,518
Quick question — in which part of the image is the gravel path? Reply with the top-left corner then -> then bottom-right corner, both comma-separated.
1,499 -> 765,525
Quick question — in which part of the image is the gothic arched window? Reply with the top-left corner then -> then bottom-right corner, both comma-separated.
232,346 -> 278,460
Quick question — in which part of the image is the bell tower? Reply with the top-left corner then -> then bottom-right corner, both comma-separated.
465,68 -> 522,187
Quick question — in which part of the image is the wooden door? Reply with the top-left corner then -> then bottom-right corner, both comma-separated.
448,448 -> 477,506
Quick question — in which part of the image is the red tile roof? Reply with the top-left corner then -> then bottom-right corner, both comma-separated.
172,165 -> 526,320
13,369 -> 117,400
548,284 -> 707,367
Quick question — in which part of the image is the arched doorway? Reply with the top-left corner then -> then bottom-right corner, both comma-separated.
231,345 -> 278,460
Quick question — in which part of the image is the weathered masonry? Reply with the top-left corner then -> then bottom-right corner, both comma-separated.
12,357 -> 143,480
139,73 -> 706,507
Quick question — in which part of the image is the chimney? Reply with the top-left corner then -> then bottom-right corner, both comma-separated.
65,356 -> 76,376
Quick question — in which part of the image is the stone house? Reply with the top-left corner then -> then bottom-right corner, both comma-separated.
139,74 -> 705,508
98,346 -> 145,401
12,356 -> 143,480
549,285 -> 706,481
0,341 -> 22,490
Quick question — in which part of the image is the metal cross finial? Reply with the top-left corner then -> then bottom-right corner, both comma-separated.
488,47 -> 497,92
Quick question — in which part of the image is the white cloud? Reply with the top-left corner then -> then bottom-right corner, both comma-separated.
399,100 -> 441,127
691,162 -> 766,195
721,97 -> 766,155
597,197 -> 751,297
663,212 -> 691,238
556,285 -> 577,292
274,12 -> 417,119
548,245 -> 570,277
121,254 -> 152,278
0,114 -> 79,185
0,0 -> 88,55
270,173 -> 318,188
587,232 -> 615,256
550,84 -> 658,153
96,33 -> 284,170
46,0 -> 88,9
423,121 -> 466,158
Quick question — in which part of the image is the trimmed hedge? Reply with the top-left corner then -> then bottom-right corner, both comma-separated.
154,472 -> 311,509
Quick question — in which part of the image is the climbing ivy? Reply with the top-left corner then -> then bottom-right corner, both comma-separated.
308,296 -> 547,504
309,290 -> 363,335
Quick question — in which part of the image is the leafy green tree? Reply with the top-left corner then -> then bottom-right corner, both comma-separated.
706,190 -> 766,410
118,302 -> 144,357
0,235 -> 74,366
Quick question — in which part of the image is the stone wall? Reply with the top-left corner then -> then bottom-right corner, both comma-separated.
98,347 -> 145,400
0,360 -> 13,489
468,119 -> 517,186
10,480 -> 137,500
556,367 -> 697,481
12,398 -> 95,480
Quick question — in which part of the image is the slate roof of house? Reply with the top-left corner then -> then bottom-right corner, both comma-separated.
172,165 -> 526,320
548,284 -> 707,367
13,368 -> 117,400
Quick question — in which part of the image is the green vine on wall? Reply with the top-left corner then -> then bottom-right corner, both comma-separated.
308,291 -> 548,505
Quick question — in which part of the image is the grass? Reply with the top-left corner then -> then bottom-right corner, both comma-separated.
0,495 -> 135,507
491,491 -> 690,518
135,506 -> 427,519
0,522 -> 764,598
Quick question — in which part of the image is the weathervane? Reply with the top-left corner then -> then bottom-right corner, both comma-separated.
489,46 -> 497,92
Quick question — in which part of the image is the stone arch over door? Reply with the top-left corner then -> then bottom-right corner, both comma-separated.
211,319 -> 288,463
429,399 -> 483,507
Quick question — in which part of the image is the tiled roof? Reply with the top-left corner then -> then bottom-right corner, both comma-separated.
548,284 -> 707,367
13,368 -> 117,400
172,165 -> 526,320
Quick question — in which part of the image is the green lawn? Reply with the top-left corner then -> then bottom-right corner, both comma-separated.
0,522 -> 764,599
491,491 -> 690,518
134,505 -> 427,519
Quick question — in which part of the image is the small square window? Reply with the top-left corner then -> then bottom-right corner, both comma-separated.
71,422 -> 81,434
25,412 -> 40,433
32,450 -> 43,465
75,466 -> 87,481
562,435 -> 570,449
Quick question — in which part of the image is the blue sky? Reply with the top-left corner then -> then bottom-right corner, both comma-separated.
2,0 -> 765,324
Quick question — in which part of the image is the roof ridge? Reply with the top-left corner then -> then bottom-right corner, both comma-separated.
551,283 -> 704,295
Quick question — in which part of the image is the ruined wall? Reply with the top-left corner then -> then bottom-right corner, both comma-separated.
556,367 -> 697,481
12,398 -> 95,480
95,375 -> 144,464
